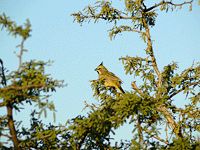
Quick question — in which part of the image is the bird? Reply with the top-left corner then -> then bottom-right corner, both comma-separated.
95,62 -> 125,94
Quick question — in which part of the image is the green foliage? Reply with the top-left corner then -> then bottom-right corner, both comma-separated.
1,1 -> 199,149
0,13 -> 64,149
0,13 -> 31,39
18,111 -> 71,149
72,0 -> 193,40
72,1 -> 122,25
72,0 -> 157,39
165,137 -> 200,150
0,60 -> 63,115
70,0 -> 199,149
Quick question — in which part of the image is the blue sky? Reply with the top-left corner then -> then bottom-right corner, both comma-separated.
0,0 -> 200,142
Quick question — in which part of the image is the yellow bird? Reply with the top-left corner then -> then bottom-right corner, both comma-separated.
95,62 -> 125,94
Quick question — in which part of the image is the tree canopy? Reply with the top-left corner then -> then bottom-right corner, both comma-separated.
0,0 -> 200,149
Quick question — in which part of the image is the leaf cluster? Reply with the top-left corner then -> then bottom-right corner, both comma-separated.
0,14 -> 64,149
72,0 -> 195,40
15,111 -> 70,149
0,13 -> 31,40
0,60 -> 63,109
64,77 -> 199,149
1,1 -> 200,149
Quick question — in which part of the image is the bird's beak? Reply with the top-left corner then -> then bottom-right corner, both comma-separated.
94,68 -> 97,71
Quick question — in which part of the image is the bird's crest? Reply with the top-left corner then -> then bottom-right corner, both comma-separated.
95,62 -> 108,73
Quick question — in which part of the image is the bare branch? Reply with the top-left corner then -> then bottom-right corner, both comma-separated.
0,133 -> 11,139
142,18 -> 161,88
169,81 -> 200,99
157,105 -> 182,137
16,38 -> 26,70
109,25 -> 145,40
6,104 -> 19,149
0,102 -> 5,107
144,128 -> 169,145
131,81 -> 144,96
144,0 -> 194,12
137,116 -> 143,147
0,59 -> 7,86
165,123 -> 169,142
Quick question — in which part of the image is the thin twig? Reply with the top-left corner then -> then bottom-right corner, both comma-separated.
165,123 -> 169,142
16,38 -> 26,70
137,116 -> 143,147
144,0 -> 194,12
0,133 -> 12,139
169,81 -> 200,99
0,102 -> 6,107
144,128 -> 169,144
131,81 -> 144,96
0,59 -> 7,86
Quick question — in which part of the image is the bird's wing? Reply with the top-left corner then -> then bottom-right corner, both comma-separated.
107,71 -> 123,83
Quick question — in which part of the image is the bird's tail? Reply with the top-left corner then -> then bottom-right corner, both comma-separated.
118,86 -> 125,94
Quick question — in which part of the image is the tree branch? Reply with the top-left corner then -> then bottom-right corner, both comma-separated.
6,104 -> 19,149
144,0 -> 194,12
157,106 -> 175,128
0,84 -> 50,107
131,81 -> 168,142
0,102 -> 5,107
0,59 -> 7,86
156,105 -> 182,137
165,123 -> 169,142
131,81 -> 144,96
144,128 -> 169,145
169,81 -> 200,99
137,116 -> 143,147
0,84 -> 48,92
16,38 -> 26,70
72,12 -> 140,23
0,133 -> 12,139
142,17 -> 161,88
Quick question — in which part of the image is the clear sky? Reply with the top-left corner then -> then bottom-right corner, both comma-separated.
0,0 -> 200,142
